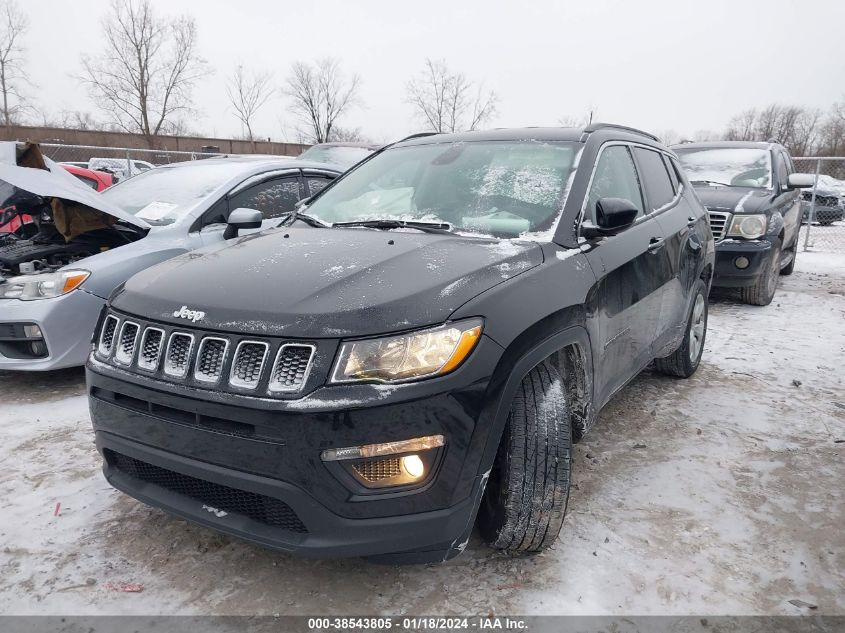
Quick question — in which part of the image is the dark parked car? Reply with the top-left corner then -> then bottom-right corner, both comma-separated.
87,124 -> 714,563
801,175 -> 845,226
673,141 -> 811,305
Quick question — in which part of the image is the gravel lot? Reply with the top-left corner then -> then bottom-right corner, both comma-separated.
1,251 -> 843,617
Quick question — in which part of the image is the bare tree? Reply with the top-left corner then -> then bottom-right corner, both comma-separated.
284,58 -> 360,144
724,104 -> 821,155
81,0 -> 208,147
0,0 -> 29,127
406,59 -> 497,133
227,64 -> 273,141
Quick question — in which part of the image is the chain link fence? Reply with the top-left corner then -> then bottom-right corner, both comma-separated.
793,157 -> 845,253
39,143 -> 225,182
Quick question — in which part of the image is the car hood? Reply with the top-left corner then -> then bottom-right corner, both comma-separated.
111,227 -> 543,338
0,142 -> 150,232
693,186 -> 774,214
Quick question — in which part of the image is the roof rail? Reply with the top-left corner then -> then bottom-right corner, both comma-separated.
395,132 -> 441,143
582,122 -> 661,142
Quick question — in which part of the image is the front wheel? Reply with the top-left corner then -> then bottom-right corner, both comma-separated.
740,245 -> 780,306
654,279 -> 708,378
477,359 -> 572,554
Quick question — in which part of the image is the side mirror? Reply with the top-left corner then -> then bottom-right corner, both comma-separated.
787,173 -> 815,189
223,207 -> 263,239
582,198 -> 639,238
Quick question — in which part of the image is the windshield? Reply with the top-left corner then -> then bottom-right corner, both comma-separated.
100,162 -> 237,224
305,141 -> 580,238
675,147 -> 772,189
298,145 -> 374,167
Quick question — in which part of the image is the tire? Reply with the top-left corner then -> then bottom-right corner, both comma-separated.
477,359 -> 572,554
740,244 -> 780,306
780,241 -> 797,276
654,279 -> 708,378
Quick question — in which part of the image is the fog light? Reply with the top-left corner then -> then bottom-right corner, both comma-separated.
23,324 -> 42,338
735,256 -> 750,269
401,454 -> 425,479
29,340 -> 48,357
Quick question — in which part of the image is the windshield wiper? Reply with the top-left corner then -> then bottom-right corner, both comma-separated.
690,180 -> 732,187
331,219 -> 453,233
279,211 -> 330,228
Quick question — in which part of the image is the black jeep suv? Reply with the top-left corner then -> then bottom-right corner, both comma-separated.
87,125 -> 714,563
673,141 -> 811,305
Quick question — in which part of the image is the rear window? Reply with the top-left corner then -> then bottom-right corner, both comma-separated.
634,148 -> 676,210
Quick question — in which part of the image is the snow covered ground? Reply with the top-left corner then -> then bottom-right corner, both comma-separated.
0,251 -> 843,616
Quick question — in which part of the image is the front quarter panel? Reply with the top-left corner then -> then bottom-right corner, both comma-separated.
75,228 -> 196,299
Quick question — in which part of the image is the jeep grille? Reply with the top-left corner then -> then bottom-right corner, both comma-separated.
114,321 -> 139,365
93,312 -> 316,397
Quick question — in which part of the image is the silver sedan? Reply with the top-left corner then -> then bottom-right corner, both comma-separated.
0,153 -> 339,370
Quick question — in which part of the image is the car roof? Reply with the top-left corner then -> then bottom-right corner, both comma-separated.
393,124 -> 663,148
306,142 -> 381,149
155,155 -> 339,173
671,140 -> 781,151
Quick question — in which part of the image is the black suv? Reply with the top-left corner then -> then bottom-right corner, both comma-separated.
673,141 -> 811,305
87,125 -> 714,563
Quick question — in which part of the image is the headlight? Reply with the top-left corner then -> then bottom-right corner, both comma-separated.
331,319 -> 483,383
0,270 -> 90,300
727,214 -> 767,239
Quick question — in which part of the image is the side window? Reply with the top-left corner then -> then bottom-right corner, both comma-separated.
633,147 -> 676,211
202,199 -> 228,226
662,154 -> 680,193
228,176 -> 301,220
306,176 -> 333,197
587,145 -> 645,220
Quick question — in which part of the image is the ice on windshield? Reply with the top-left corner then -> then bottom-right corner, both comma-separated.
305,141 -> 579,238
100,162 -> 237,224
676,147 -> 772,189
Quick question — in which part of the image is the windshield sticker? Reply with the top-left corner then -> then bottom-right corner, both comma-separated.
137,201 -> 178,221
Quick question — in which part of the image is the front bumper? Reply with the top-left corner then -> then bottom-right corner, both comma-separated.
712,238 -> 776,288
0,289 -> 104,370
86,334 -> 503,560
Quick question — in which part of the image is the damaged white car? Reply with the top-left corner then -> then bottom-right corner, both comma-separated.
0,142 -> 340,370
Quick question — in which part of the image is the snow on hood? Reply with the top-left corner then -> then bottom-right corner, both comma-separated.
692,186 -> 773,214
111,227 -> 543,338
0,142 -> 150,232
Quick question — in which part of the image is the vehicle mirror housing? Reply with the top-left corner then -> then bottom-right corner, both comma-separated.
582,198 -> 639,238
787,173 -> 815,189
224,207 -> 263,239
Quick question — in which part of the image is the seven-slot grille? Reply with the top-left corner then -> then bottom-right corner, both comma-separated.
230,341 -> 269,389
95,313 -> 315,396
137,328 -> 164,371
708,210 -> 731,241
98,315 -> 119,356
194,337 -> 228,383
113,321 -> 140,365
164,333 -> 194,378
269,344 -> 316,393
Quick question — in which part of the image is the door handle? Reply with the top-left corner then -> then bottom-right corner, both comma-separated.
687,216 -> 698,228
647,237 -> 665,251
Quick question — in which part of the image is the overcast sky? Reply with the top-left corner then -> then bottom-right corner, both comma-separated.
22,0 -> 845,144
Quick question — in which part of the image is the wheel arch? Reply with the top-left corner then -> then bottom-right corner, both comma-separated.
473,319 -> 595,481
